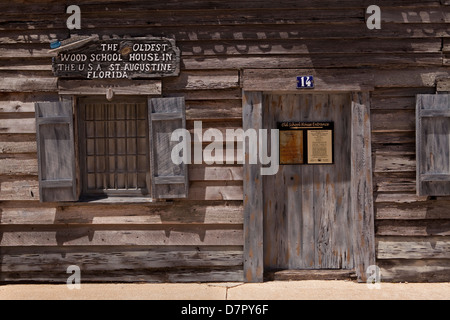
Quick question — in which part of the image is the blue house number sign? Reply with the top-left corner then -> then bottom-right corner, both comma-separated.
297,76 -> 315,89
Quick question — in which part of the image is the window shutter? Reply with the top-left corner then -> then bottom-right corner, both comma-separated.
416,94 -> 450,196
148,97 -> 188,199
35,99 -> 78,202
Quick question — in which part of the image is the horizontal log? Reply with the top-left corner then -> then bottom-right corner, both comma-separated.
0,246 -> 243,272
370,96 -> 416,110
0,267 -> 244,283
0,77 -> 57,92
0,93 -> 58,113
0,39 -> 442,62
180,38 -> 443,56
1,21 -> 450,46
437,79 -> 450,92
163,70 -> 240,91
0,9 -> 365,30
0,177 -> 243,201
243,68 -> 450,92
186,100 -> 242,120
373,152 -> 416,173
371,131 -> 415,145
0,176 -> 39,201
0,201 -> 244,225
189,165 -> 243,181
377,237 -> 450,259
376,220 -> 450,236
167,89 -> 241,101
371,109 -> 416,131
371,87 -> 435,98
0,226 -> 243,247
0,158 -> 37,175
379,259 -> 450,282
0,1 -> 442,15
181,53 -> 444,70
374,175 -> 416,193
0,141 -> 37,154
376,201 -> 450,220
58,80 -> 161,95
375,193 -> 428,204
189,181 -> 243,201
0,118 -> 35,134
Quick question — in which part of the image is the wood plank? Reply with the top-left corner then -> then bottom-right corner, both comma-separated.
181,53 -> 443,70
375,193 -> 428,203
371,109 -> 415,131
375,175 -> 416,193
372,131 -> 415,145
243,68 -> 450,92
0,1 -> 442,15
4,7 -> 450,30
0,93 -> 58,113
379,259 -> 450,282
377,237 -> 450,259
376,201 -> 450,220
374,152 -> 416,173
188,181 -> 243,201
0,176 -> 39,201
376,220 -> 450,236
189,165 -> 243,181
58,80 -> 161,95
186,100 -> 242,120
0,226 -> 243,247
242,91 -> 263,283
164,70 -> 240,91
0,246 -> 243,272
0,118 -> 35,134
0,267 -> 244,283
0,201 -> 244,225
351,92 -> 375,282
0,179 -> 243,202
0,141 -> 37,154
180,38 -> 443,56
267,270 -> 357,281
0,158 -> 37,175
437,79 -> 450,92
0,77 -> 57,92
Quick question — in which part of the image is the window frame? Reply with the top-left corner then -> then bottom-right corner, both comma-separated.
76,95 -> 151,198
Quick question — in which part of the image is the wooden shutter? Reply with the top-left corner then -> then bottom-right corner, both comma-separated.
149,97 -> 188,199
35,100 -> 78,202
416,94 -> 450,196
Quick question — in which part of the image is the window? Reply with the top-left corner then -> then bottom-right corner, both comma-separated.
416,94 -> 450,196
35,96 -> 188,202
78,96 -> 150,197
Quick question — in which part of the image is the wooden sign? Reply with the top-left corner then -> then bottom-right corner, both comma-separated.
52,37 -> 180,79
279,122 -> 334,165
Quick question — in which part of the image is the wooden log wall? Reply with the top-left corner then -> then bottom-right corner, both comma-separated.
0,0 -> 449,282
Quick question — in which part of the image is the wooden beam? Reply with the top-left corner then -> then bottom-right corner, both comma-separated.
242,91 -> 264,283
351,92 -> 376,282
58,79 -> 161,95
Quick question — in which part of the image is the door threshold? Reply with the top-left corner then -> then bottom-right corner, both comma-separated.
265,269 -> 357,281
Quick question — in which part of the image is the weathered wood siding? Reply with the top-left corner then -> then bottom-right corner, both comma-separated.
0,0 -> 449,282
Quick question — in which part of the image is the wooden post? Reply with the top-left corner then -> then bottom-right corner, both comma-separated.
243,91 -> 264,283
351,92 -> 376,282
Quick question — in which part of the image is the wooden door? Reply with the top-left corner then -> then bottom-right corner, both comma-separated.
263,93 -> 354,270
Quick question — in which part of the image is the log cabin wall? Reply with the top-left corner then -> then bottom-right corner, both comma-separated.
0,0 -> 449,283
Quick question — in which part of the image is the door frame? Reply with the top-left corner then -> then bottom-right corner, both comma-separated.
242,90 -> 375,283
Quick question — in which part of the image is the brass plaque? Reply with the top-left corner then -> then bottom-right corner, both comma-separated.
279,130 -> 304,164
307,129 -> 333,164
